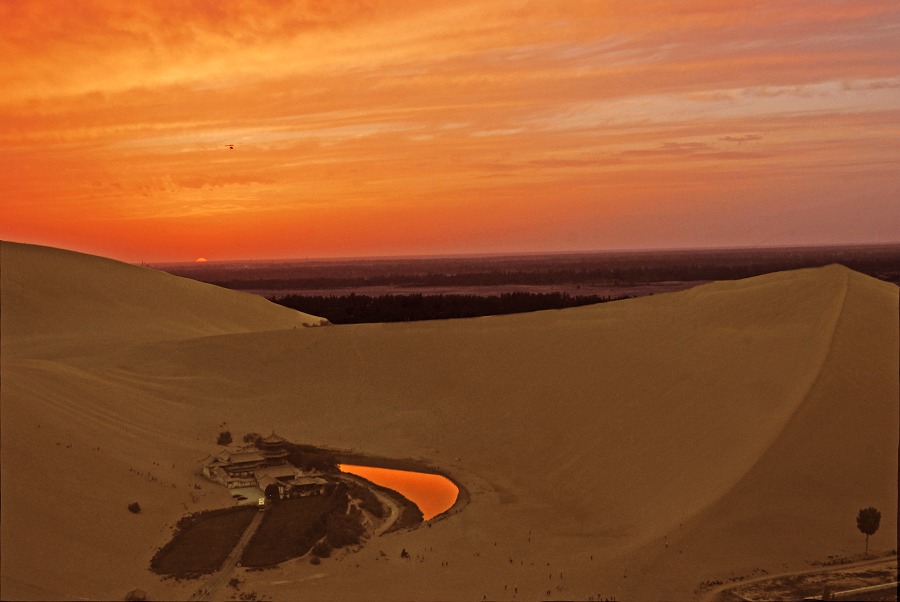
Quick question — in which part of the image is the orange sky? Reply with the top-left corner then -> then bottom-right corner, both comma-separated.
2,1 -> 899,262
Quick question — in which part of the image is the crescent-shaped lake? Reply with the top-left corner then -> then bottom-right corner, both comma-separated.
339,464 -> 459,520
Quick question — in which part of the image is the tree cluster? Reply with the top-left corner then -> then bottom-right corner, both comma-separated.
282,441 -> 339,473
198,245 -> 900,291
271,292 -> 626,324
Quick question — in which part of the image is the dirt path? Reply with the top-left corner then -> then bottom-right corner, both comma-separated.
370,485 -> 401,536
190,510 -> 265,602
699,556 -> 897,602
335,473 -> 401,536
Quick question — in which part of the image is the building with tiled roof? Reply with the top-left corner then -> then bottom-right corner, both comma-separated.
202,447 -> 267,488
257,432 -> 290,466
201,434 -> 329,499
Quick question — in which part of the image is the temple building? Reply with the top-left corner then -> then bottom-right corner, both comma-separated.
202,449 -> 267,489
257,432 -> 290,466
201,432 -> 328,499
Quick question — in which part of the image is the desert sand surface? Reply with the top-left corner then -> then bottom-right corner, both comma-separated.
1,241 -> 897,601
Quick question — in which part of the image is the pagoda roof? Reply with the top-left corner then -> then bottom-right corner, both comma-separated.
258,432 -> 287,445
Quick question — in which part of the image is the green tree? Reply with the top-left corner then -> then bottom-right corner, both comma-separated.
856,507 -> 881,556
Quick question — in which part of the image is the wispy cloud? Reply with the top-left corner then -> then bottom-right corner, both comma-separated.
2,0 -> 899,260
719,135 -> 763,143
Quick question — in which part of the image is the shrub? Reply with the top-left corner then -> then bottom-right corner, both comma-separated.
264,484 -> 281,501
309,556 -> 321,565
312,540 -> 332,558
128,502 -> 142,514
324,506 -> 365,548
346,482 -> 386,518
217,431 -> 232,445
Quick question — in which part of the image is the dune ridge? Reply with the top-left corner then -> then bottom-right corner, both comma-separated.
1,242 -> 896,601
1,241 -> 324,358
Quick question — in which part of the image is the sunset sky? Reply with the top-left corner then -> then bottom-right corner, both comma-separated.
2,1 -> 899,262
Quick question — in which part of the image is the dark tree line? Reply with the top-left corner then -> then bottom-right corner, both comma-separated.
201,245 -> 900,291
270,292 -> 628,324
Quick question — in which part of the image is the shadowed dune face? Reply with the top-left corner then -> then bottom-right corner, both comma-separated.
1,242 -> 897,601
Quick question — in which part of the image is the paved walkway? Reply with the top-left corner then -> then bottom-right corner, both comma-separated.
190,510 -> 265,601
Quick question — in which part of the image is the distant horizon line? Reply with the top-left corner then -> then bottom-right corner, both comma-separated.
138,241 -> 900,267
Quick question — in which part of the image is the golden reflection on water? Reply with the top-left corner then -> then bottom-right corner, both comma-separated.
339,464 -> 458,520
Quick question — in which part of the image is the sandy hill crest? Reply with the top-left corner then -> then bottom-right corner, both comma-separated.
1,242 -> 896,601
1,241 -> 324,357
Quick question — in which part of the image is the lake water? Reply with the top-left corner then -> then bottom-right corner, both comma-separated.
339,464 -> 458,520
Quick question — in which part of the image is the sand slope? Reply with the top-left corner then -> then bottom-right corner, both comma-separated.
1,241 -> 324,358
1,242 -> 896,601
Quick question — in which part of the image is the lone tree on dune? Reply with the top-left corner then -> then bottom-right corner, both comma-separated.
856,507 -> 881,556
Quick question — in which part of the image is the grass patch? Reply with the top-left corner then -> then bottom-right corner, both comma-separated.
151,506 -> 256,579
241,489 -> 342,567
241,495 -> 334,566
241,484 -> 370,567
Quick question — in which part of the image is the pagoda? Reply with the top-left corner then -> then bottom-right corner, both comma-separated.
257,432 -> 290,466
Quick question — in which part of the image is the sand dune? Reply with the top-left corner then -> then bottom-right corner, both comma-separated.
1,242 -> 896,601
1,242 -> 324,358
